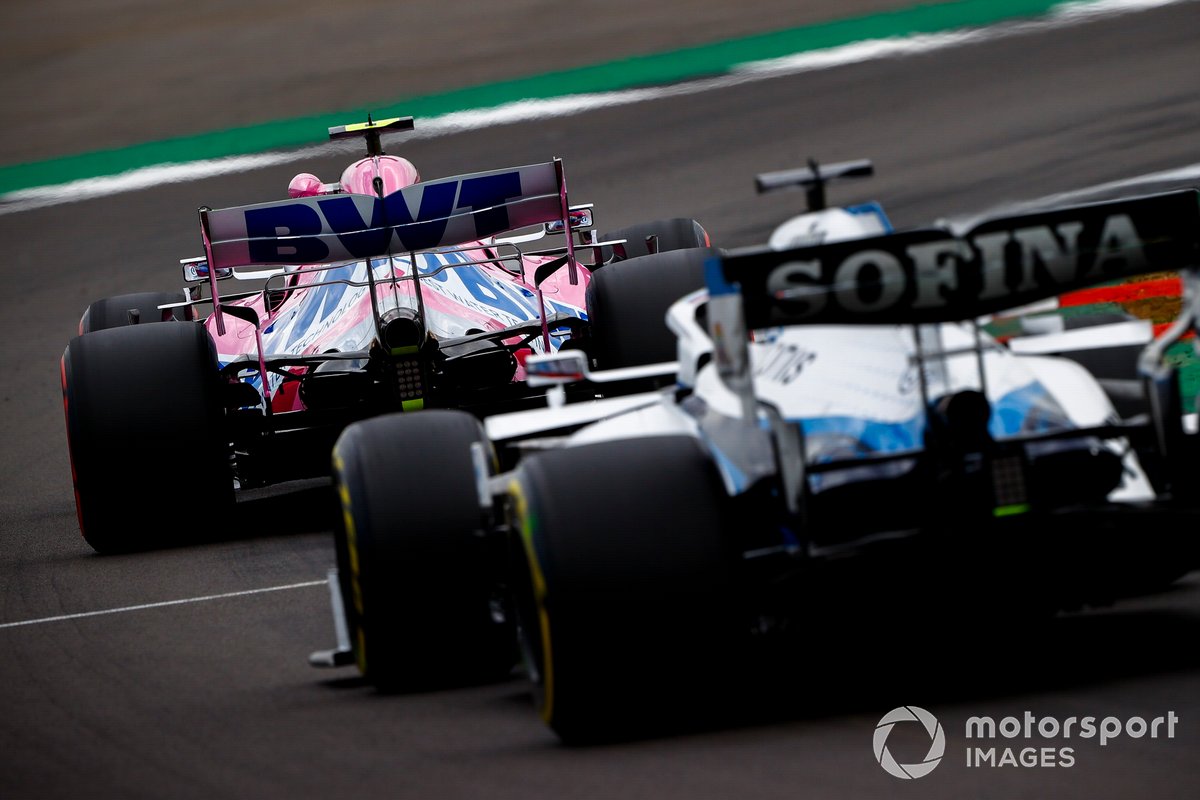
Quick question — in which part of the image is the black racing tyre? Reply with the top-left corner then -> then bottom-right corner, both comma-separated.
510,435 -> 741,743
78,291 -> 192,334
601,217 -> 711,260
61,322 -> 232,553
332,410 -> 515,689
586,247 -> 711,369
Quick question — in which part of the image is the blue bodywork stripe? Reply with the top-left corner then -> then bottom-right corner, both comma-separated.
844,201 -> 893,233
794,381 -> 1070,460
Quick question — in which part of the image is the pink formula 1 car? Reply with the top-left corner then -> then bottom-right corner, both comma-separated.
61,116 -> 712,553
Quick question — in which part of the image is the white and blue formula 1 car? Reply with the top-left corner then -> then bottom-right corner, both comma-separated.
314,168 -> 1200,742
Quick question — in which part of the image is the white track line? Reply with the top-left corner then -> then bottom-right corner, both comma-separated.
0,580 -> 326,630
0,0 -> 1193,215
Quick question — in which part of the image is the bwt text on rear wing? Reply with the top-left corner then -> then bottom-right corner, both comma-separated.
191,159 -> 580,336
200,160 -> 569,269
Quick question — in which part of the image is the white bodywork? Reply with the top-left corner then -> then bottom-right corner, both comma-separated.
485,204 -> 1158,504
768,207 -> 889,250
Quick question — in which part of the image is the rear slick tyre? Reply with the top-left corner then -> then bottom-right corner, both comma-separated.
78,291 -> 191,334
62,322 -> 232,553
601,218 -> 710,260
585,247 -> 711,369
332,410 -> 515,690
512,435 -> 740,743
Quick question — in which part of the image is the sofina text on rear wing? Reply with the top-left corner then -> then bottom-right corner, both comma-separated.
708,189 -> 1200,329
705,188 -> 1200,487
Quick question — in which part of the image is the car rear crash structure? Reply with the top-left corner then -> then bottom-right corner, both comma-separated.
313,187 -> 1200,742
60,116 -> 712,553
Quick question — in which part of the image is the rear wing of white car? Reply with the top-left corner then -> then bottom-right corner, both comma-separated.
708,188 -> 1200,451
708,189 -> 1200,329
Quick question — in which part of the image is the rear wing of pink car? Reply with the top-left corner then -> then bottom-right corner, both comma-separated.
195,159 -> 578,337
200,160 -> 569,269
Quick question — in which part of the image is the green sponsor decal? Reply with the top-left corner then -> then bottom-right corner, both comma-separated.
993,503 -> 1031,518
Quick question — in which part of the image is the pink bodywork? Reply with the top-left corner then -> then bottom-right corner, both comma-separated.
339,155 -> 421,194
205,155 -> 593,412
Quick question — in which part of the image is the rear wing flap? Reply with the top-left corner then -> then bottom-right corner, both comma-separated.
709,189 -> 1200,328
200,160 -> 570,270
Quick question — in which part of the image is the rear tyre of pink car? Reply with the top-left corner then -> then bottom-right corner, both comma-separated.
601,217 -> 711,260
586,247 -> 712,369
61,322 -> 233,553
78,291 -> 192,334
331,410 -> 516,690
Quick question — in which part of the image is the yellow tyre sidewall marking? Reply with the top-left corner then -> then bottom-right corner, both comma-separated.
508,478 -> 555,724
333,449 -> 369,676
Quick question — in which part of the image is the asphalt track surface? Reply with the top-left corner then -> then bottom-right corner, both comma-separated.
0,0 -> 911,165
3,2 -> 1200,798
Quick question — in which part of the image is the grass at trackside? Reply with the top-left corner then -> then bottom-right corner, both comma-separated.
2,0 -> 1090,195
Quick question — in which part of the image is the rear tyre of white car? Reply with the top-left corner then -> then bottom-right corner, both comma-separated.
78,291 -> 191,334
332,410 -> 515,689
586,247 -> 712,369
61,322 -> 233,553
511,435 -> 741,743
